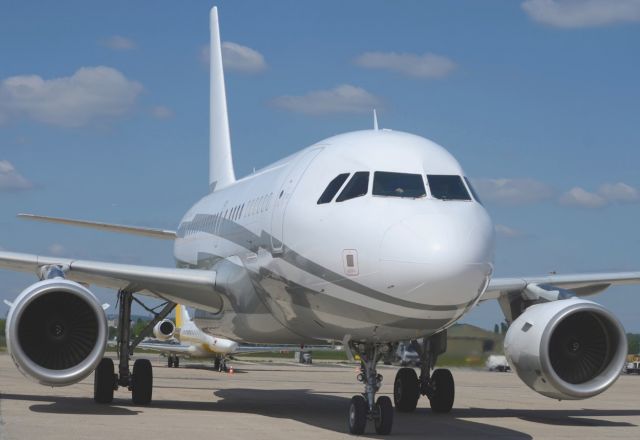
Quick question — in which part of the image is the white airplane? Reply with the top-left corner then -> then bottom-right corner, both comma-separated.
1,6 -> 639,436
139,304 -> 238,371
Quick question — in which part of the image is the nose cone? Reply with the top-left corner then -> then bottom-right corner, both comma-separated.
381,206 -> 493,266
379,205 -> 494,304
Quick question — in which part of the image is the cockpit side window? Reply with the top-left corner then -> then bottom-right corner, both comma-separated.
317,173 -> 350,204
336,171 -> 369,202
427,175 -> 471,201
373,172 -> 426,198
464,177 -> 483,205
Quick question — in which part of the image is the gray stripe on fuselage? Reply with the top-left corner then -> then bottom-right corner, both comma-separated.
177,254 -> 451,331
178,214 -> 471,312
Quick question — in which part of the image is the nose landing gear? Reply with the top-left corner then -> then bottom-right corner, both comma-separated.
347,342 -> 394,435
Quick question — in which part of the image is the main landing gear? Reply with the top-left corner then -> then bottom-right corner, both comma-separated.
347,342 -> 394,435
214,356 -> 228,372
168,354 -> 180,368
94,290 -> 175,405
393,332 -> 455,414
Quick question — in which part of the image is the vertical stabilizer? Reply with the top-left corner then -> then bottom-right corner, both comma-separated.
175,304 -> 192,329
209,7 -> 236,191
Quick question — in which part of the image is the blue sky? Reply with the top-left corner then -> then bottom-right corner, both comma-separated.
1,1 -> 639,331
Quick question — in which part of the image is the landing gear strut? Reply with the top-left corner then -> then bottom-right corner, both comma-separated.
168,354 -> 179,368
93,290 -> 175,405
393,332 -> 455,414
347,342 -> 394,435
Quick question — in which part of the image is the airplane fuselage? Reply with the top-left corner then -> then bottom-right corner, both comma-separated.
174,130 -> 495,344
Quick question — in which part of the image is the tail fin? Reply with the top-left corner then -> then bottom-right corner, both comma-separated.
175,304 -> 192,329
209,6 -> 235,192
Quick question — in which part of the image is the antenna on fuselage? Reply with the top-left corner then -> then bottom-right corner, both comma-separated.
209,7 -> 236,192
373,109 -> 379,131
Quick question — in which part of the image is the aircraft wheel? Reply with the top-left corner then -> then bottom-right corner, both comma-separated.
347,395 -> 367,435
429,368 -> 454,413
174,356 -> 180,368
168,356 -> 174,368
394,367 -> 419,412
94,358 -> 115,404
374,396 -> 394,435
131,359 -> 153,405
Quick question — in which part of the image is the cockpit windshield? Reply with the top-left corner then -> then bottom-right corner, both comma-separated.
317,173 -> 350,204
373,172 -> 426,198
427,175 -> 471,201
336,172 -> 369,202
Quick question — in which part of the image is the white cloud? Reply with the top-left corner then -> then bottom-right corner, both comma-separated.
560,187 -> 607,208
354,52 -> 456,79
495,224 -> 525,238
48,243 -> 66,256
472,178 -> 554,205
150,105 -> 173,119
597,182 -> 640,202
103,35 -> 136,51
201,42 -> 267,73
0,160 -> 33,191
522,0 -> 640,28
271,84 -> 382,115
0,67 -> 142,127
560,182 -> 640,208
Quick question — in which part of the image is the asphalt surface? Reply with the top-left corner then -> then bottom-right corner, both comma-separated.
0,354 -> 638,439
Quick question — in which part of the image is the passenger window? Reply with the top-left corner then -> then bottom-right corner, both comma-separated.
317,173 -> 350,204
336,172 -> 369,202
464,177 -> 483,205
427,175 -> 471,201
373,172 -> 426,198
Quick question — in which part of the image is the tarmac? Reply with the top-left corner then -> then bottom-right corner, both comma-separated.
0,353 -> 638,439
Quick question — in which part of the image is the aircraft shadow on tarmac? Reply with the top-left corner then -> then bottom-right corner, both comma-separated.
4,389 -> 639,437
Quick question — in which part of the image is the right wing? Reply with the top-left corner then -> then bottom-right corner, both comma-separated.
0,251 -> 222,312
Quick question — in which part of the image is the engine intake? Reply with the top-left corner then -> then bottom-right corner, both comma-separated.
504,298 -> 627,400
6,279 -> 108,387
153,319 -> 176,340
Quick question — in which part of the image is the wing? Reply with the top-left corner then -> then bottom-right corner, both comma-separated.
18,213 -> 176,240
482,271 -> 640,322
138,341 -> 196,355
0,251 -> 222,312
483,271 -> 640,300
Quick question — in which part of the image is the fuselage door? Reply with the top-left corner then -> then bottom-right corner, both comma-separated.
270,148 -> 322,252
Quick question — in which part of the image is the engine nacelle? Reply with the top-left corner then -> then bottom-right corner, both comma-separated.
504,298 -> 627,400
6,279 -> 108,387
153,319 -> 175,340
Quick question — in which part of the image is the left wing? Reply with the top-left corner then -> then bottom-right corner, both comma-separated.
138,341 -> 196,355
481,271 -> 640,322
483,271 -> 640,300
0,251 -> 223,312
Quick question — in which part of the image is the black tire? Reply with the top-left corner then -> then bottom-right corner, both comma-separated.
94,358 -> 115,404
168,356 -> 174,368
348,395 -> 367,435
131,359 -> 153,405
374,396 -> 394,435
174,357 -> 180,368
394,367 -> 419,412
429,368 -> 454,413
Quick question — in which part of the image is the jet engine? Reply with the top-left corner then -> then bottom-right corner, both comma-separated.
6,279 -> 108,387
153,319 -> 176,340
504,298 -> 627,400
